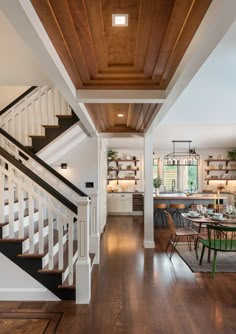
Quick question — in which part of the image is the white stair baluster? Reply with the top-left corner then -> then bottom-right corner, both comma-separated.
18,182 -> 24,239
38,201 -> 44,254
58,215 -> 64,270
8,168 -> 15,238
28,187 -> 35,253
68,214 -> 74,285
48,209 -> 54,270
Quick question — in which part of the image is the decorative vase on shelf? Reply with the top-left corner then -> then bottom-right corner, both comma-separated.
155,188 -> 160,196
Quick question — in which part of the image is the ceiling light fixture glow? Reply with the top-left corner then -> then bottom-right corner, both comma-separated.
117,113 -> 124,117
112,14 -> 128,27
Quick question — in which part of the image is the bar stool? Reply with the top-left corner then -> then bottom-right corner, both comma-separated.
170,203 -> 186,227
154,203 -> 167,228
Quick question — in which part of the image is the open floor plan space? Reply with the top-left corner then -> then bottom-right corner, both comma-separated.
0,216 -> 235,333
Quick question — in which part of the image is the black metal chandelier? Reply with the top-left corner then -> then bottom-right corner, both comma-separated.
164,140 -> 200,166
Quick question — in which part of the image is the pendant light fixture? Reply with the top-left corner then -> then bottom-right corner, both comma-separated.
164,140 -> 200,166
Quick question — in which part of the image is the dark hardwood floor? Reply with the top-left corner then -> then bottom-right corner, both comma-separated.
0,215 -> 236,333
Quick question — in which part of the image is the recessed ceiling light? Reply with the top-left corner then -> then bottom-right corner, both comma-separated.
117,113 -> 124,117
112,14 -> 128,27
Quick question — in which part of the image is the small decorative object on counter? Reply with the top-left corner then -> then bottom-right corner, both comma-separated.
153,176 -> 162,195
228,149 -> 236,160
107,149 -> 118,160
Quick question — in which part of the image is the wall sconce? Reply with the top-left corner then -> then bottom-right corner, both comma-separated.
61,163 -> 67,169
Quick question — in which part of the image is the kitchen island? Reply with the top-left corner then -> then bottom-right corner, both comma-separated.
153,193 -> 227,208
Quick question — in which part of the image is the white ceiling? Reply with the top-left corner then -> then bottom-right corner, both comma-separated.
154,19 -> 236,150
0,9 -> 50,86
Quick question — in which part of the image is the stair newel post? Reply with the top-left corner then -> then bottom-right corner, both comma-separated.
89,191 -> 100,264
76,197 -> 91,304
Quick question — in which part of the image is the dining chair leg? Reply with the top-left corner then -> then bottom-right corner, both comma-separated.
166,238 -> 171,252
194,237 -> 199,260
186,235 -> 192,251
170,236 -> 178,259
199,244 -> 205,265
212,250 -> 217,279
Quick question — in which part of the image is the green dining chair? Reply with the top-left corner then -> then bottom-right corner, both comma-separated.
199,224 -> 236,278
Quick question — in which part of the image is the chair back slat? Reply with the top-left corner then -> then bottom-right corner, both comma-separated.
206,224 -> 236,251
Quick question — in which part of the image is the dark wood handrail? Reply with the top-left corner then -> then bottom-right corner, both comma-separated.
0,147 -> 77,214
0,128 -> 87,197
0,86 -> 37,116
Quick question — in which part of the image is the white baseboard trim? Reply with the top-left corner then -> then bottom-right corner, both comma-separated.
143,240 -> 155,248
0,288 -> 60,301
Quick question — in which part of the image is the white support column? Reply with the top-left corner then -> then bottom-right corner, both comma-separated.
89,191 -> 100,264
144,132 -> 155,248
76,197 -> 91,304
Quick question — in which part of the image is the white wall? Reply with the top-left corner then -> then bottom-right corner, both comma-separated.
0,86 -> 29,110
52,137 -> 99,195
0,253 -> 59,301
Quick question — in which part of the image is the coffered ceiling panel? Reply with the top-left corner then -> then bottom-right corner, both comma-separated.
31,0 -> 212,90
85,103 -> 161,133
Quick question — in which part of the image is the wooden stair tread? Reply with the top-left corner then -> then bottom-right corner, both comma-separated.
56,114 -> 72,119
18,224 -> 61,258
42,125 -> 59,129
29,135 -> 47,139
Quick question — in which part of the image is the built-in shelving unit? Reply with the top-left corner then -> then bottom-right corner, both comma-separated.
107,159 -> 140,185
205,159 -> 236,185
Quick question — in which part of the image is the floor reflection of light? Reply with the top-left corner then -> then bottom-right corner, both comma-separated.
107,235 -> 138,253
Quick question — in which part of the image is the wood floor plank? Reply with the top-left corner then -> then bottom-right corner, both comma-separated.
0,215 -> 235,333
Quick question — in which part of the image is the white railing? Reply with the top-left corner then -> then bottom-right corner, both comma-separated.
0,86 -> 71,146
0,130 -> 85,203
0,153 -> 77,284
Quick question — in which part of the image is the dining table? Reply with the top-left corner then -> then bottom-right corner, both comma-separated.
182,212 -> 236,234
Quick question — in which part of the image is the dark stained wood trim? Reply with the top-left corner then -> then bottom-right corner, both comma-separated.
0,147 -> 78,214
0,128 -> 87,197
0,86 -> 37,116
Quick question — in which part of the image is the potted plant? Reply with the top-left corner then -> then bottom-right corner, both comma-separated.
107,149 -> 118,160
228,149 -> 236,160
153,176 -> 162,195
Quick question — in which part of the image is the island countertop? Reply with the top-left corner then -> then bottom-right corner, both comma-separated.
153,194 -> 227,200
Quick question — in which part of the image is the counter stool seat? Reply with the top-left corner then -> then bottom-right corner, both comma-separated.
170,203 -> 186,227
154,203 -> 167,228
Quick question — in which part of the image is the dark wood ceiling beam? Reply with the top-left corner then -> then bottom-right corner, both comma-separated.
49,0 -> 90,83
160,0 -> 213,87
102,126 -> 139,133
143,104 -> 162,130
31,0 -> 82,87
127,104 -> 135,127
66,0 -> 98,78
131,104 -> 142,129
152,0 -> 195,82
84,0 -> 108,71
143,0 -> 175,77
136,104 -> 150,131
99,104 -> 110,130
134,0 -> 158,70
84,104 -> 102,132
94,73 -> 148,79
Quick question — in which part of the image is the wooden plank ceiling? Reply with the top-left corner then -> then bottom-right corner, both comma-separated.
31,0 -> 212,133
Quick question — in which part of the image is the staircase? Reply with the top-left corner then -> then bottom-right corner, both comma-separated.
0,86 -> 80,153
0,86 -> 99,304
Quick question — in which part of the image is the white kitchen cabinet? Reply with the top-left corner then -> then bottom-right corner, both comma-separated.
107,193 -> 132,213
